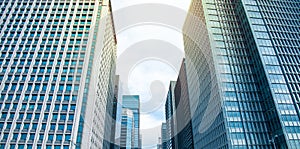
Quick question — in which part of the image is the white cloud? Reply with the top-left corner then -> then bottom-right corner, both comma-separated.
116,25 -> 185,57
111,0 -> 191,11
112,0 -> 191,147
140,114 -> 162,148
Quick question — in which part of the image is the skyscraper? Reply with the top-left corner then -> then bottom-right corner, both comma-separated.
161,123 -> 168,149
120,108 -> 135,149
122,95 -> 140,149
183,0 -> 300,148
174,59 -> 194,149
0,0 -> 117,148
157,137 -> 162,149
108,75 -> 120,149
165,81 -> 177,149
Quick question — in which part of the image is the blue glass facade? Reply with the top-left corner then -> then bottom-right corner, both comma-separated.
183,0 -> 300,148
122,95 -> 140,149
161,123 -> 168,149
0,0 -> 117,148
174,59 -> 194,149
165,81 -> 177,149
109,75 -> 120,149
120,108 -> 134,149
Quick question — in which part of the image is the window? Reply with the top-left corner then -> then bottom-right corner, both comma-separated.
13,133 -> 18,140
37,104 -> 42,110
39,134 -> 44,141
65,134 -> 71,141
42,84 -> 47,91
52,114 -> 58,121
68,77 -> 73,81
15,123 -> 21,130
41,124 -> 46,130
62,105 -> 68,111
57,95 -> 62,101
43,114 -> 48,121
26,114 -> 32,120
29,134 -> 35,140
20,134 -> 27,140
48,134 -> 54,141
45,76 -> 50,81
32,123 -> 38,130
29,103 -> 35,110
24,123 -> 30,130
9,113 -> 14,119
56,134 -> 62,141
68,114 -> 74,121
67,125 -> 72,131
70,105 -> 75,111
18,113 -> 24,120
59,85 -> 64,91
72,96 -> 77,101
31,95 -> 37,101
54,104 -> 60,111
34,114 -> 40,120
46,104 -> 51,111
27,84 -> 32,91
64,96 -> 70,101
74,85 -> 79,91
4,103 -> 10,110
60,114 -> 66,121
50,123 -> 56,130
5,123 -> 12,129
58,124 -> 64,131
61,76 -> 66,81
18,85 -> 24,91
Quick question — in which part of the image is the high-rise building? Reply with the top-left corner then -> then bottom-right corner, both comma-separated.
122,95 -> 140,149
139,134 -> 142,148
157,137 -> 162,149
165,81 -> 177,149
183,0 -> 300,148
120,108 -> 135,149
108,75 -> 120,149
161,123 -> 168,149
174,59 -> 194,149
0,0 -> 117,148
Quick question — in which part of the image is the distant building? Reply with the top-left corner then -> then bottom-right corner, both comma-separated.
157,144 -> 162,149
165,81 -> 177,149
139,134 -> 142,148
122,95 -> 140,149
161,123 -> 168,149
115,137 -> 121,149
174,59 -> 194,149
157,137 -> 162,149
120,109 -> 135,149
109,75 -> 120,149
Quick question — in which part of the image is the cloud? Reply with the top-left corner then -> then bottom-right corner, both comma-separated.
126,60 -> 178,147
112,0 -> 191,147
111,0 -> 191,11
140,114 -> 162,148
116,25 -> 185,57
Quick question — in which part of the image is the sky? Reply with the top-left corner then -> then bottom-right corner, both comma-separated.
110,0 -> 191,148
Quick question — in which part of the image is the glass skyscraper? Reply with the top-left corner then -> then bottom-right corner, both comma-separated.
0,0 -> 117,148
174,59 -> 194,149
183,0 -> 300,148
120,108 -> 134,149
122,95 -> 140,149
109,75 -> 120,149
161,123 -> 168,149
165,81 -> 177,149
